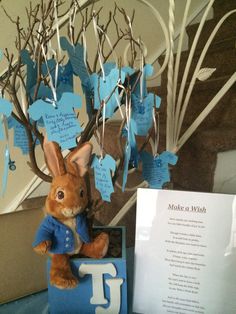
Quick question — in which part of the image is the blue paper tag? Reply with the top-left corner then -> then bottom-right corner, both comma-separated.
0,98 -> 13,140
41,59 -> 74,99
103,62 -> 116,75
91,154 -> 116,202
130,63 -> 153,98
122,123 -> 138,169
60,37 -> 94,117
0,49 -> 3,61
28,92 -> 83,150
122,141 -> 131,192
1,145 -> 10,197
20,49 -> 37,94
60,37 -> 90,82
92,68 -> 126,118
140,151 -> 178,188
8,117 -> 39,154
131,93 -> 161,136
122,66 -> 135,76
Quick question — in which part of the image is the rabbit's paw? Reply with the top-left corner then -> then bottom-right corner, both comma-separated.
50,273 -> 78,289
82,232 -> 109,259
34,240 -> 51,255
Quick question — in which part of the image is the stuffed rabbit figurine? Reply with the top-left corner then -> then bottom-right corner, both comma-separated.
33,139 -> 109,289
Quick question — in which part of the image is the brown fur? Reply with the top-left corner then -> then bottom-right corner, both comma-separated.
34,140 -> 109,289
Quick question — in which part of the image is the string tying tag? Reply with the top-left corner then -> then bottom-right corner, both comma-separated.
53,0 -> 62,58
152,101 -> 160,157
69,2 -> 78,46
92,13 -> 105,81
41,44 -> 58,105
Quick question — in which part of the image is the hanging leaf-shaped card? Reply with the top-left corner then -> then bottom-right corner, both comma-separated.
0,99 -> 13,140
28,92 -> 82,150
131,93 -> 161,136
140,151 -> 178,188
91,154 -> 116,202
92,68 -> 126,118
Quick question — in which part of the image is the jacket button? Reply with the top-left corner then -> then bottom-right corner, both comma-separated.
65,244 -> 69,248
66,230 -> 69,234
66,237 -> 70,241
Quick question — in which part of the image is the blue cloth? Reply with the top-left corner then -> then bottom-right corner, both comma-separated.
33,213 -> 90,254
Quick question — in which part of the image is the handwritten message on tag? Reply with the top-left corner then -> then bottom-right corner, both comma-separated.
140,151 -> 178,188
0,99 -> 13,140
28,92 -> 82,150
8,117 -> 39,154
91,154 -> 116,202
131,93 -> 161,136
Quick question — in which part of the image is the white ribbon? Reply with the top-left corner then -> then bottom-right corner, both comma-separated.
152,101 -> 159,156
82,24 -> 88,70
41,44 -> 58,106
53,0 -> 62,58
92,13 -> 105,81
69,2 -> 78,46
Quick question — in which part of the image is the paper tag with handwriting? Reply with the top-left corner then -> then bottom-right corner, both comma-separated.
8,117 -> 39,154
91,154 -> 116,202
91,68 -> 126,118
131,93 -> 161,136
28,92 -> 82,150
140,151 -> 178,188
0,99 -> 13,140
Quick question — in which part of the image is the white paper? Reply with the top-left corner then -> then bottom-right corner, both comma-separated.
133,188 -> 236,314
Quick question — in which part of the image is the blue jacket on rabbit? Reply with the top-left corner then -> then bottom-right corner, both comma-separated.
33,213 -> 90,254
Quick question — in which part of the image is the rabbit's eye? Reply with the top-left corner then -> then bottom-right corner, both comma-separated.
57,190 -> 65,200
80,189 -> 84,198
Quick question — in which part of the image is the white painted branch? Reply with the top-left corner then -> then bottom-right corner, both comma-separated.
166,0 -> 175,151
176,71 -> 236,151
173,0 -> 191,140
137,0 -> 170,79
174,0 -> 214,145
176,8 -> 236,143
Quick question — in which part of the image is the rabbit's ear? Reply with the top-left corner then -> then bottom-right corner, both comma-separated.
43,138 -> 66,177
66,142 -> 93,177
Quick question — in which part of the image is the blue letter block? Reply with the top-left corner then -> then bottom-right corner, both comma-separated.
47,227 -> 127,314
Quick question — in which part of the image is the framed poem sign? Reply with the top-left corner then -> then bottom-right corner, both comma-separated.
133,188 -> 236,314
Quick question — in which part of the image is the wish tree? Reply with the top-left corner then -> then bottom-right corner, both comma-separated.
0,0 -> 179,220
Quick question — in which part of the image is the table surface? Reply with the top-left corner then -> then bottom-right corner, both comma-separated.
0,248 -> 135,314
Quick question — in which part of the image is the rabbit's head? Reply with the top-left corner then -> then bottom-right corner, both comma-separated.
43,139 -> 93,220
